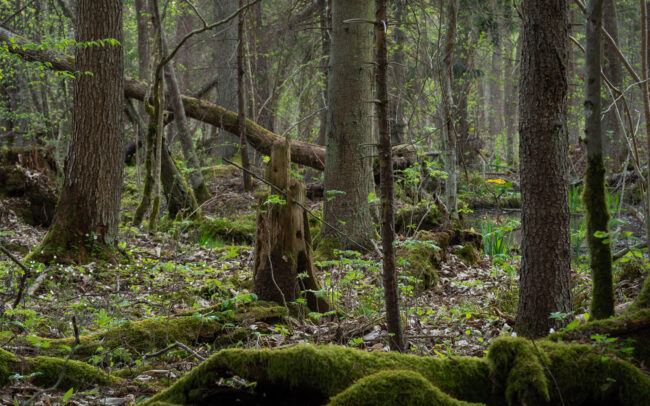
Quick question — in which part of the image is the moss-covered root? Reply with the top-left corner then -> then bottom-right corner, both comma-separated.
488,337 -> 650,406
487,338 -> 550,405
630,273 -> 650,311
145,344 -> 491,405
326,370 -> 483,406
29,356 -> 122,389
0,348 -> 18,385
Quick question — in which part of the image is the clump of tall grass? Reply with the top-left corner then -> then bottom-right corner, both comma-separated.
480,218 -> 520,257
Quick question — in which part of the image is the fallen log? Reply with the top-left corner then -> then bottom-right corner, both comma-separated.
0,27 -> 417,173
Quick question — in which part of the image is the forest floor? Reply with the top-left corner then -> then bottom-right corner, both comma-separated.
0,165 -> 647,405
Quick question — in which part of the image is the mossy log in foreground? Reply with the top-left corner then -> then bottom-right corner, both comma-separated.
145,337 -> 650,406
8,301 -> 286,359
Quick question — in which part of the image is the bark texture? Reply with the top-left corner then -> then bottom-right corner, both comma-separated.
376,0 -> 404,352
322,0 -> 375,250
583,0 -> 614,319
602,0 -> 624,169
515,0 -> 573,337
33,0 -> 124,262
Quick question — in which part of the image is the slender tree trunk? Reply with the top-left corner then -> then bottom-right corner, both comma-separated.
376,0 -> 404,353
160,35 -> 211,204
238,0 -> 251,191
584,0 -> 614,319
322,0 -> 375,251
316,0 -> 331,147
515,0 -> 573,338
389,0 -> 408,146
135,0 -> 151,82
440,0 -> 458,218
641,1 -> 650,255
503,38 -> 517,167
31,0 -> 124,263
214,0 -> 239,160
568,8 -> 580,145
602,0 -> 624,170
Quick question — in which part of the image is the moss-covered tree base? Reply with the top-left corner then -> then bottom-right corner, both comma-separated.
26,223 -> 118,264
143,337 -> 650,406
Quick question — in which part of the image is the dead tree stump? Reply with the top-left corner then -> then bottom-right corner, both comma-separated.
253,141 -> 330,312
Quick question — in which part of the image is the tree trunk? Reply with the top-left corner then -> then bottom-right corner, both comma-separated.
376,0 -> 404,353
31,0 -> 124,263
584,0 -> 614,320
602,0 -> 624,170
135,0 -> 151,82
440,0 -> 458,218
515,0 -> 573,337
238,0 -> 252,191
322,0 -> 375,251
160,35 -> 211,204
214,0 -> 239,160
254,141 -> 329,312
388,0 -> 408,146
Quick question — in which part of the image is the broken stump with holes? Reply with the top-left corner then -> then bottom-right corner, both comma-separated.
253,140 -> 329,313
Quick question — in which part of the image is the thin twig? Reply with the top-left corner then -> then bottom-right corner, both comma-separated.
0,243 -> 31,310
139,341 -> 206,363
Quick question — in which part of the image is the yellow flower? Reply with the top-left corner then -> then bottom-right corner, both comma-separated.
487,178 -> 506,185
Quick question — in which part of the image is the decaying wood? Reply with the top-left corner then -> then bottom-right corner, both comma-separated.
253,141 -> 329,312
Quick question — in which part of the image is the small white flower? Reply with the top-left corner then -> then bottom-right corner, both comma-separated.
511,332 -> 517,337
53,255 -> 57,259
85,233 -> 89,237
93,235 -> 98,240
549,328 -> 555,334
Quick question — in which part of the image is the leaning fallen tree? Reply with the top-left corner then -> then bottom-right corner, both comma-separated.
0,27 -> 416,173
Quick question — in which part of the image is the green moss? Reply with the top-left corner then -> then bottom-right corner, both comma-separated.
145,344 -> 491,405
488,337 -> 650,406
13,302 -> 286,358
395,231 -> 447,291
314,237 -> 340,260
454,245 -> 479,265
29,356 -> 121,389
0,348 -> 18,385
630,274 -> 650,311
201,164 -> 237,178
326,370 -> 482,406
582,155 -> 614,319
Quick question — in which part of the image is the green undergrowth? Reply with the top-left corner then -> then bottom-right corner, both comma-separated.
7,301 -> 286,360
144,337 -> 650,406
160,214 -> 256,246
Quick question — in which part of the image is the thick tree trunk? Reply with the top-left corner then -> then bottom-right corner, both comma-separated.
135,0 -> 151,82
584,0 -> 614,320
515,0 -> 573,337
31,0 -> 124,263
322,0 -> 375,250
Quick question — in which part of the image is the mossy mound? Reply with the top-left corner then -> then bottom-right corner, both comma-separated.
396,230 -> 447,291
161,214 -> 256,246
0,348 -> 18,385
29,356 -> 122,389
145,344 -> 491,405
144,337 -> 650,406
453,244 -> 480,265
327,369 -> 481,406
395,201 -> 442,235
548,309 -> 650,366
630,275 -> 650,312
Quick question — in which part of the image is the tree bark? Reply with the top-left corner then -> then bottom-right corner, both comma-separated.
214,0 -> 240,159
238,0 -> 252,191
31,0 -> 124,263
440,0 -> 458,218
515,0 -> 573,337
602,0 -> 624,169
388,0 -> 408,146
322,0 -> 375,250
376,0 -> 404,353
583,0 -> 614,320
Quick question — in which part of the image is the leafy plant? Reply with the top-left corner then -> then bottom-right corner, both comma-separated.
480,218 -> 519,257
